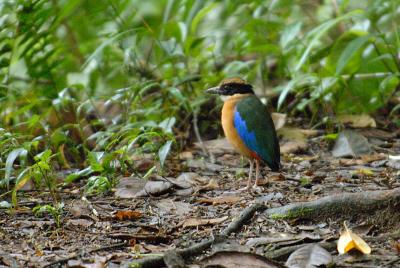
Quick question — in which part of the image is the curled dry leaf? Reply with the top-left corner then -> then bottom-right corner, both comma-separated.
332,130 -> 371,158
285,243 -> 332,268
114,210 -> 142,221
182,216 -> 228,228
337,223 -> 371,254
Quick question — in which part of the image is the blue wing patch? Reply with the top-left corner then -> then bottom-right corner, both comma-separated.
233,109 -> 261,158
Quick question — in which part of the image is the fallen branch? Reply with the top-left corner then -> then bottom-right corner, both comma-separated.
130,188 -> 400,267
265,188 -> 400,220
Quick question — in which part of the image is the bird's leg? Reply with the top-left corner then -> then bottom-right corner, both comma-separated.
252,159 -> 263,192
254,159 -> 260,186
246,159 -> 254,189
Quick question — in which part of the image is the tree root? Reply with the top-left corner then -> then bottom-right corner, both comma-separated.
130,188 -> 400,267
265,188 -> 400,220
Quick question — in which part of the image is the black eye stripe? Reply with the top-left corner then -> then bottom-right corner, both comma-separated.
220,83 -> 254,95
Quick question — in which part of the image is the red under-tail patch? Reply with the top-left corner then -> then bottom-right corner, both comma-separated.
250,151 -> 261,161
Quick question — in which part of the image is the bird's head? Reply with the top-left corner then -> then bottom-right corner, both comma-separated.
206,77 -> 254,96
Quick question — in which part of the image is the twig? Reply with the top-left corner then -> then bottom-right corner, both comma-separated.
44,241 -> 129,267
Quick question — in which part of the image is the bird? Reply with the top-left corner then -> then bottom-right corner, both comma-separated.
206,77 -> 280,191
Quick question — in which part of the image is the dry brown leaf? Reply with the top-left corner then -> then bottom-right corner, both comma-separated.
299,129 -> 320,137
197,195 -> 241,205
182,216 -> 228,228
278,127 -> 306,141
67,219 -> 94,228
337,223 -> 371,254
269,174 -> 286,181
280,141 -> 308,154
278,127 -> 312,154
197,178 -> 219,191
361,154 -> 387,163
179,151 -> 193,160
286,243 -> 332,268
114,177 -> 146,199
339,158 -> 364,166
271,112 -> 287,130
195,138 -> 235,154
393,241 -> 400,254
114,210 -> 142,221
337,114 -> 376,128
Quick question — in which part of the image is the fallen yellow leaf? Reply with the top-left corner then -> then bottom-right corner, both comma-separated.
356,168 -> 374,176
337,222 -> 371,254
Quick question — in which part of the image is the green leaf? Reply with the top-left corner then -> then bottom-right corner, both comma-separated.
85,175 -> 111,194
295,9 -> 363,71
158,140 -> 173,168
280,22 -> 302,49
335,34 -> 371,75
65,167 -> 94,183
379,74 -> 400,101
4,148 -> 28,188
143,165 -> 156,179
82,28 -> 139,70
159,117 -> 176,133
190,3 -> 218,34
277,75 -> 319,110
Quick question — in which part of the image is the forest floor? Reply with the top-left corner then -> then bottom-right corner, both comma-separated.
1,118 -> 400,268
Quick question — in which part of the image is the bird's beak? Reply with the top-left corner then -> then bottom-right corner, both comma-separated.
206,86 -> 220,94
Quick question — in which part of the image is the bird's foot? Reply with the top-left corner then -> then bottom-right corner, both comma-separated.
236,185 -> 263,194
251,184 -> 263,194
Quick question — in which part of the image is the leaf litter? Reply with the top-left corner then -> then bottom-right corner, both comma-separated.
1,116 -> 400,267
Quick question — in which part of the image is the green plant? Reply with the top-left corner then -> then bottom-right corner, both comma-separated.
33,203 -> 64,228
1,0 -> 399,206
12,149 -> 57,206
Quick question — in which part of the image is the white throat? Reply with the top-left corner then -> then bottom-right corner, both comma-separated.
220,93 -> 249,102
219,95 -> 229,102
